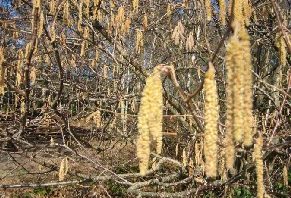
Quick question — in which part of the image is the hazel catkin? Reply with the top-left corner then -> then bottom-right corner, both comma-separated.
137,65 -> 164,176
203,62 -> 219,178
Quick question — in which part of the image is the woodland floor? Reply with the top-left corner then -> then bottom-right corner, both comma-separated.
0,114 -> 290,198
0,115 -> 138,198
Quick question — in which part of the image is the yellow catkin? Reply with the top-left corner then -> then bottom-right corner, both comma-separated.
38,11 -> 44,38
123,18 -> 131,35
227,0 -> 254,147
32,0 -> 40,31
16,51 -> 23,86
239,27 -> 254,147
228,0 -> 233,16
80,26 -> 89,57
92,0 -> 100,20
60,32 -> 66,45
254,134 -> 264,198
194,142 -> 203,166
110,0 -> 115,10
175,143 -> 179,157
84,0 -> 90,18
94,0 -> 100,6
30,67 -> 36,84
189,159 -> 194,176
58,157 -> 69,181
276,34 -> 287,67
226,31 -> 243,143
97,10 -> 103,21
186,32 -> 194,52
235,48 -> 245,139
84,26 -> 89,40
13,31 -> 19,40
219,0 -> 226,26
34,39 -> 38,53
25,43 -> 31,59
233,0 -> 243,25
203,62 -> 219,178
137,65 -> 164,176
132,0 -> 139,14
103,65 -> 108,79
166,4 -> 172,17
225,27 -> 237,167
143,14 -> 148,30
0,47 -> 5,95
242,0 -> 252,26
135,29 -> 144,53
20,99 -> 25,114
172,21 -> 185,45
108,12 -> 115,35
78,0 -> 83,32
50,0 -> 56,15
205,0 -> 212,21
80,42 -> 85,57
50,23 -> 56,42
116,6 -> 125,24
33,0 -> 40,8
63,0 -> 70,26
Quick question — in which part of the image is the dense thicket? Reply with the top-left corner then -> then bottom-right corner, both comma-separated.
0,0 -> 290,197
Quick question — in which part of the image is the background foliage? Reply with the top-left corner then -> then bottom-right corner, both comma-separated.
0,0 -> 290,197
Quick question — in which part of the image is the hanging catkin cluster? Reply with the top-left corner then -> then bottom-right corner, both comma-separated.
111,6 -> 131,37
203,62 -> 219,177
226,28 -> 244,144
204,0 -> 212,21
224,0 -> 254,170
233,0 -> 252,26
225,25 -> 254,162
137,65 -> 164,176
240,27 -> 254,147
219,0 -> 226,26
172,21 -> 185,45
